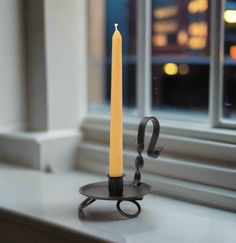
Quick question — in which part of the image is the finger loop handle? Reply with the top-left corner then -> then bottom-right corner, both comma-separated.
137,116 -> 161,158
133,117 -> 162,186
116,200 -> 141,218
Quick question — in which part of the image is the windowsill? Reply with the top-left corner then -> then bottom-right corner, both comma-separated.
1,163 -> 236,243
83,114 -> 236,144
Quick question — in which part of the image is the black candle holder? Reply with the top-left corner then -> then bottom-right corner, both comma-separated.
78,116 -> 162,219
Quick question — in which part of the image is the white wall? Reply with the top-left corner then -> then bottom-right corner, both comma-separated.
44,0 -> 87,130
0,0 -> 27,131
0,0 -> 87,171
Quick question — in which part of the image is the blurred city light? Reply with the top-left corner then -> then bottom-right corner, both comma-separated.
230,45 -> 236,59
177,30 -> 188,46
152,34 -> 168,47
188,0 -> 208,14
179,64 -> 190,75
224,10 -> 236,23
163,63 -> 178,75
188,36 -> 206,49
153,20 -> 177,33
153,5 -> 178,19
188,22 -> 207,36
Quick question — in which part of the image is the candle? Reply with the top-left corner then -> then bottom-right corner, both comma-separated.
109,23 -> 123,177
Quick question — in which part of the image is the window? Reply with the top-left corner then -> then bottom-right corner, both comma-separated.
151,0 -> 210,122
88,0 -> 236,128
85,0 -> 236,194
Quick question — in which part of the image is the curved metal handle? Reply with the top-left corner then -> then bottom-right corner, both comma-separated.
133,117 -> 162,186
137,116 -> 161,157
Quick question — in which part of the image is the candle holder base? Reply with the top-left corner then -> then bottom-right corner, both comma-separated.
78,180 -> 152,219
78,116 -> 162,220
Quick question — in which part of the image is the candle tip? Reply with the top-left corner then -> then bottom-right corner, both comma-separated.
114,23 -> 118,31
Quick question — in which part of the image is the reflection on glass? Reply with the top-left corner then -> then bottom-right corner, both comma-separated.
88,0 -> 137,114
223,1 -> 236,121
151,0 -> 210,121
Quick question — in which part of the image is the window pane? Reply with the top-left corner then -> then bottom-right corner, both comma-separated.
222,1 -> 236,121
88,0 -> 137,115
151,0 -> 210,122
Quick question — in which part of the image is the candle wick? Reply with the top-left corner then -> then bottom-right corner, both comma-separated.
114,23 -> 118,31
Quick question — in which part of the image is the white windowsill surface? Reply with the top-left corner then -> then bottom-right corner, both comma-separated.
0,163 -> 236,243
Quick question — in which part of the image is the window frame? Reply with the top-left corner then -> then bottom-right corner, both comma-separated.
88,0 -> 236,127
138,0 -> 212,120
83,0 -> 236,210
138,0 -> 235,128
86,0 -> 236,162
210,0 -> 236,129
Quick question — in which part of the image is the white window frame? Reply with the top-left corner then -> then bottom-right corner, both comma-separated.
210,0 -> 236,129
82,0 -> 236,211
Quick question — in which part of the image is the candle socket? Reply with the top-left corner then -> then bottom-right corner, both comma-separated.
108,176 -> 123,196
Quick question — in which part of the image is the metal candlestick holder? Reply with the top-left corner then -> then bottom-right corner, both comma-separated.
78,116 -> 162,219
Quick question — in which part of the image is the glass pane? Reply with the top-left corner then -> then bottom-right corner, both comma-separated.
151,0 -> 210,122
88,0 -> 137,115
222,1 -> 236,121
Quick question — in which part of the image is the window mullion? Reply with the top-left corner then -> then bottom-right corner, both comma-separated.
218,1 -> 236,128
209,0 -> 224,128
137,0 -> 151,117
